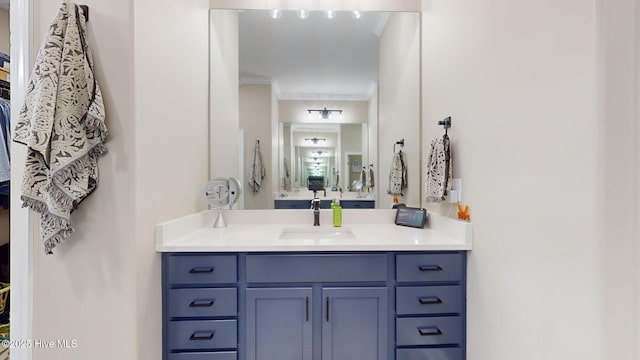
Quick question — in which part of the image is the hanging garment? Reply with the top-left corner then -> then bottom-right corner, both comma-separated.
13,2 -> 107,254
425,134 -> 452,202
0,98 -> 10,183
387,151 -> 407,196
369,166 -> 375,188
248,140 -> 265,193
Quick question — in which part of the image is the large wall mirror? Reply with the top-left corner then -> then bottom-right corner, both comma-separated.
210,8 -> 421,209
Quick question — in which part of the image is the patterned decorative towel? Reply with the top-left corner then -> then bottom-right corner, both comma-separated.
248,140 -> 265,193
369,166 -> 375,188
387,151 -> 407,196
425,134 -> 452,202
13,2 -> 107,254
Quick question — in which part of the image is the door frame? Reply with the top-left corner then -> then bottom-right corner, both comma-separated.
10,1 -> 35,360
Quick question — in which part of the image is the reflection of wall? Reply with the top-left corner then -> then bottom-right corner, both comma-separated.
210,10 -> 239,179
378,12 -> 420,208
0,8 -> 8,55
240,84 -> 272,209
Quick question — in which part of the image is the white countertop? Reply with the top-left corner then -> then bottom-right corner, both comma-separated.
275,190 -> 375,201
156,209 -> 472,252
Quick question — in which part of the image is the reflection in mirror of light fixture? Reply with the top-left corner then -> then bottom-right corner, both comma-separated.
326,10 -> 335,19
269,9 -> 282,19
308,107 -> 343,120
298,10 -> 309,19
312,150 -> 327,157
352,11 -> 362,19
304,137 -> 327,145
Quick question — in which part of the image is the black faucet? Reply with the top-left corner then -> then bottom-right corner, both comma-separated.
311,189 -> 326,226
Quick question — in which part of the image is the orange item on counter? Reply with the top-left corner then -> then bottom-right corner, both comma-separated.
457,204 -> 470,221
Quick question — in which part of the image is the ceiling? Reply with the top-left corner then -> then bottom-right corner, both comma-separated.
239,10 -> 388,100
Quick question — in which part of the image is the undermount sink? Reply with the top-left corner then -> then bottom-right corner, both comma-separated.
279,227 -> 355,241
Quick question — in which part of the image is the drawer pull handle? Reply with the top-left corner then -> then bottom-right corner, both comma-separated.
189,267 -> 215,274
189,299 -> 215,307
326,297 -> 330,322
190,331 -> 215,340
418,296 -> 442,305
418,327 -> 442,336
418,265 -> 443,272
306,297 -> 309,322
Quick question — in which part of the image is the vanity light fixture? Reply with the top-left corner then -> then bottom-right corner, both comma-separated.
298,10 -> 309,19
326,10 -> 335,19
304,136 -> 327,145
312,150 -> 327,156
307,107 -> 343,120
352,11 -> 362,19
269,9 -> 282,19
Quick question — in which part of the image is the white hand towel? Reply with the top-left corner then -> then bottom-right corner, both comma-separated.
13,2 -> 107,254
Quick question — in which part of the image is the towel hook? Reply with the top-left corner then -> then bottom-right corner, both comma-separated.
393,139 -> 404,153
79,5 -> 89,21
438,116 -> 452,136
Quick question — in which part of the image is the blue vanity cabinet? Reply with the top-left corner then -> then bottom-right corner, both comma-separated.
395,252 -> 467,360
163,251 -> 467,360
245,288 -> 313,360
162,254 -> 239,360
322,287 -> 388,360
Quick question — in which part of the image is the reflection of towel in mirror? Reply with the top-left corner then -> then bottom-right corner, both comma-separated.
248,140 -> 266,193
369,167 -> 375,188
0,99 -> 10,183
387,151 -> 407,196
361,168 -> 367,188
13,2 -> 107,254
283,158 -> 291,191
425,134 -> 452,202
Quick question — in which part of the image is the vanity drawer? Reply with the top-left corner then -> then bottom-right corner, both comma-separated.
396,285 -> 463,315
396,253 -> 465,283
168,288 -> 237,318
396,348 -> 463,360
168,320 -> 237,351
169,352 -> 237,360
246,254 -> 388,283
167,255 -> 237,285
396,316 -> 463,346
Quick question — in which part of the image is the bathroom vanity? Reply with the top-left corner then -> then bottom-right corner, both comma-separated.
157,210 -> 472,360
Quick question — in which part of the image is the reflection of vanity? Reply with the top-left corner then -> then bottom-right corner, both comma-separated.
274,199 -> 375,209
157,210 -> 471,360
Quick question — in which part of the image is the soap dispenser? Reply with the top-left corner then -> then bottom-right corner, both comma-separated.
332,199 -> 342,227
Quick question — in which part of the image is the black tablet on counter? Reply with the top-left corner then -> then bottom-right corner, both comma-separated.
395,206 -> 428,228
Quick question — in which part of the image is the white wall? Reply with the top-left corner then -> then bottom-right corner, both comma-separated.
422,0 -> 637,359
240,84 -> 272,209
31,1 -> 136,359
378,12 -> 421,208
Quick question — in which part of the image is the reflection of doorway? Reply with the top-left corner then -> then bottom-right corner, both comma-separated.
344,152 -> 362,191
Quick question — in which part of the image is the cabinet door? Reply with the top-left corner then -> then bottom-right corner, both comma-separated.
246,288 -> 312,360
322,287 -> 388,360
